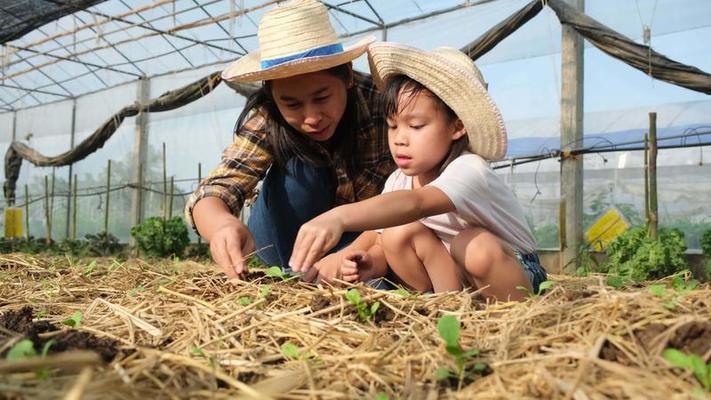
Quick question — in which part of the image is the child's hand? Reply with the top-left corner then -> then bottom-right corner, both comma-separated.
290,212 -> 344,272
339,249 -> 371,283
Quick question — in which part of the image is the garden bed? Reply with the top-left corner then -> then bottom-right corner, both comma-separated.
0,254 -> 709,399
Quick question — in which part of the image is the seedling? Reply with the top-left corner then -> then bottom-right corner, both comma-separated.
62,310 -> 83,328
259,284 -> 273,299
606,275 -> 628,289
127,284 -> 146,297
393,287 -> 412,298
663,348 -> 710,391
436,315 -> 486,388
516,280 -> 554,297
374,394 -> 390,400
345,289 -> 380,321
83,260 -> 96,277
190,346 -> 206,357
265,266 -> 288,280
6,339 -> 54,379
236,296 -> 253,306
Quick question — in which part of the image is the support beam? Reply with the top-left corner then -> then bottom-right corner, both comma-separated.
65,99 -> 77,238
130,77 -> 150,245
560,0 -> 584,274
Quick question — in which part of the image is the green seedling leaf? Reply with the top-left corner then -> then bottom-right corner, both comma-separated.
435,367 -> 451,381
462,348 -> 480,358
190,346 -> 206,357
606,275 -> 626,289
437,315 -> 460,349
370,302 -> 380,315
374,393 -> 390,400
62,310 -> 83,328
236,296 -> 252,306
6,339 -> 37,360
83,260 -> 96,276
345,289 -> 361,305
40,340 -> 55,358
472,362 -> 488,372
663,300 -> 677,310
259,284 -> 273,298
393,288 -> 411,298
537,280 -> 555,295
280,342 -> 300,360
663,348 -> 711,390
515,285 -> 532,296
265,266 -> 287,280
648,284 -> 667,297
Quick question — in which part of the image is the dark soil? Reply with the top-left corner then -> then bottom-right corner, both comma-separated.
600,321 -> 711,364
0,306 -> 120,363
309,294 -> 332,312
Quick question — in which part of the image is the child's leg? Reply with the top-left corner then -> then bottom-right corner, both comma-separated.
381,222 -> 462,293
450,227 -> 531,301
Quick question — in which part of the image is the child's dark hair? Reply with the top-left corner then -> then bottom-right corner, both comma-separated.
235,63 -> 359,177
382,74 -> 469,172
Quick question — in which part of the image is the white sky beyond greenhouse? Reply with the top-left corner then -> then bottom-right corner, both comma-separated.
0,0 -> 710,247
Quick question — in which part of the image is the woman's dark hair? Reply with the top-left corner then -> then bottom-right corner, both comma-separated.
235,63 -> 359,177
382,74 -> 469,172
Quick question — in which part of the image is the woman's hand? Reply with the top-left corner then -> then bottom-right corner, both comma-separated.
289,212 -> 344,272
208,219 -> 255,279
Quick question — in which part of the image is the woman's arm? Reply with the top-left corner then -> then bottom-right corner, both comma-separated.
290,186 -> 454,272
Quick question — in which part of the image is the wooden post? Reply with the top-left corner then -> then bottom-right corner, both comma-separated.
560,0 -> 585,274
644,134 -> 649,225
104,160 -> 111,234
49,167 -> 55,239
558,198 -> 566,274
66,99 -> 77,238
648,112 -> 658,239
168,176 -> 174,219
197,163 -> 202,246
162,142 -> 167,221
130,77 -> 150,242
24,184 -> 30,240
44,176 -> 51,244
72,174 -> 78,240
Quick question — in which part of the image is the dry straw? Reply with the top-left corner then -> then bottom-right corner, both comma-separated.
0,254 -> 709,399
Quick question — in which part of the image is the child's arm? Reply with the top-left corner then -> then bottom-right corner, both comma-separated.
290,186 -> 454,272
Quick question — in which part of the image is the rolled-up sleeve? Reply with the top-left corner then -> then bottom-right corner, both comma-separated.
184,111 -> 273,234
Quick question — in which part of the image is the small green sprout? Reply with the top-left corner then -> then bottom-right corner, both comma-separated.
265,266 -> 288,280
536,280 -> 555,295
393,287 -> 412,298
280,341 -> 314,361
62,310 -> 83,328
259,284 -> 273,299
83,260 -> 96,276
190,346 -> 206,357
663,348 -> 710,391
6,339 -> 54,379
345,289 -> 380,321
436,315 -> 486,388
606,275 -> 628,289
236,296 -> 253,306
127,284 -> 146,297
374,393 -> 390,400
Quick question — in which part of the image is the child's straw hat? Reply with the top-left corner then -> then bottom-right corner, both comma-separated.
368,43 -> 507,161
222,0 -> 374,83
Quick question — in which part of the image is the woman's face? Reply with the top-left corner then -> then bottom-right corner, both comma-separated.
271,67 -> 351,142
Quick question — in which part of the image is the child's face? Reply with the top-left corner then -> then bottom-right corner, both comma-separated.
386,89 -> 465,180
271,69 -> 350,142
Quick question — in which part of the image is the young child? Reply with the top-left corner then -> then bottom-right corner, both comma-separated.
290,43 -> 547,301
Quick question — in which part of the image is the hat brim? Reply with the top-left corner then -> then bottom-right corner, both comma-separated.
368,42 -> 507,161
222,36 -> 375,83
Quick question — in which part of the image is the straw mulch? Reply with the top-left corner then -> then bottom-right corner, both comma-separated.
0,254 -> 709,400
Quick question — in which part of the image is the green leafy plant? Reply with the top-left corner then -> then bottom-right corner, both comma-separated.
603,226 -> 688,281
130,216 -> 190,258
345,288 -> 380,321
606,275 -> 629,289
62,310 -> 83,328
236,296 -> 253,306
516,280 -> 555,297
663,348 -> 710,391
648,273 -> 699,309
436,315 -> 486,388
265,266 -> 289,280
259,284 -> 273,299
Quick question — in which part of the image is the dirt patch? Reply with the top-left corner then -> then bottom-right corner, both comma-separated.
309,294 -> 332,312
0,306 -> 120,363
600,321 -> 711,364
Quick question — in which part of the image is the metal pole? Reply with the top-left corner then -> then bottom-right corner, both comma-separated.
104,160 -> 111,234
560,0 -> 585,274
644,134 -> 649,225
648,112 -> 658,239
162,142 -> 167,221
66,99 -> 77,238
49,167 -> 55,239
168,176 -> 174,219
44,176 -> 51,244
197,162 -> 202,246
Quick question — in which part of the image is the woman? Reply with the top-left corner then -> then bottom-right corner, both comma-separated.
185,0 -> 394,278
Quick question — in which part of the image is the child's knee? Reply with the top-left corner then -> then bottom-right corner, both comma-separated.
452,228 -> 506,278
381,222 -> 425,250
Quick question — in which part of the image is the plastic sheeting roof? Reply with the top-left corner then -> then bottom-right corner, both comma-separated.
0,0 -> 481,111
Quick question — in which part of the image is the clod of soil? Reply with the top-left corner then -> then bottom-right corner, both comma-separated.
0,306 -> 121,363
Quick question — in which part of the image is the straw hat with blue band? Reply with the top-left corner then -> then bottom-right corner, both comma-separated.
222,0 -> 375,84
368,43 -> 508,161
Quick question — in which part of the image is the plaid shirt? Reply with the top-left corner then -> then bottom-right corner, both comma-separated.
185,71 -> 395,233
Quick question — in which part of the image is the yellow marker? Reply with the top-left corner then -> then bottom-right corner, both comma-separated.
585,207 -> 630,252
4,208 -> 24,239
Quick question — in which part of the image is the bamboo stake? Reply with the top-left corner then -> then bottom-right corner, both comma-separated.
72,174 -> 78,240
648,112 -> 658,239
44,175 -> 51,245
104,160 -> 111,234
24,184 -> 30,240
168,176 -> 174,219
50,167 -> 55,239
162,142 -> 167,221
